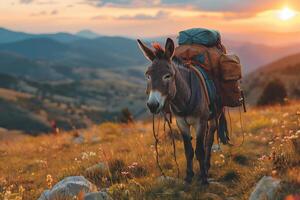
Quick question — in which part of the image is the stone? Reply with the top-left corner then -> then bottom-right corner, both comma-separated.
249,176 -> 281,200
38,176 -> 97,200
156,176 -> 184,185
73,135 -> 85,144
38,190 -> 50,200
84,191 -> 112,200
209,181 -> 229,193
85,162 -> 109,177
200,193 -> 223,200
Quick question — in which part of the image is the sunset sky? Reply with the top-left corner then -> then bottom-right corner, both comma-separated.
1,0 -> 300,42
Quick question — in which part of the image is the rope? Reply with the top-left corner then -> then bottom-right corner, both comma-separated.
238,106 -> 245,146
163,113 -> 180,178
226,107 -> 245,148
152,114 -> 166,177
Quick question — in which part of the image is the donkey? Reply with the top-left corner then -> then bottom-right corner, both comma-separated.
137,38 -> 219,184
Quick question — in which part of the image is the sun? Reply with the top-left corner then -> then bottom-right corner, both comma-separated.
278,7 -> 296,20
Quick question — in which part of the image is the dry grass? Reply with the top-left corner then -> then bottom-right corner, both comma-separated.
0,102 -> 300,199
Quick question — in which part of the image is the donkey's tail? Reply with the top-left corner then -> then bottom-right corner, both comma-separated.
217,111 -> 230,144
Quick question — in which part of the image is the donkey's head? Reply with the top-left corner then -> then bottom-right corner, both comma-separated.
137,38 -> 176,114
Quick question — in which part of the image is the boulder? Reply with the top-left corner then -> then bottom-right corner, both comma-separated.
38,176 -> 97,200
84,191 -> 112,200
249,176 -> 281,200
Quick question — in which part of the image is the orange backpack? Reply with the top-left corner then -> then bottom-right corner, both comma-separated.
174,38 -> 244,107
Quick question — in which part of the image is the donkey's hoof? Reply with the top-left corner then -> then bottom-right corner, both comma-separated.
200,179 -> 209,185
197,175 -> 209,185
184,176 -> 193,184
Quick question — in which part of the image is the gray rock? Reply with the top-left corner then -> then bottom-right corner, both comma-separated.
73,135 -> 85,144
38,176 -> 97,200
249,176 -> 281,200
84,192 -> 112,200
38,190 -> 50,200
85,162 -> 109,177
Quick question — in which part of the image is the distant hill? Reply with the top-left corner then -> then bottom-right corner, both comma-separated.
76,30 -> 101,39
223,40 -> 300,74
0,36 -> 146,69
0,27 -> 80,43
243,53 -> 300,104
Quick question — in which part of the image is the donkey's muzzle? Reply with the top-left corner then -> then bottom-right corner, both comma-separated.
147,102 -> 159,114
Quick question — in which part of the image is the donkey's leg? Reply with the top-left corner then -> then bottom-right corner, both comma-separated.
176,117 -> 194,183
195,120 -> 208,184
204,120 -> 217,180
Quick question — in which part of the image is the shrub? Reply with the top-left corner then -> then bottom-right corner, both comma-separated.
119,108 -> 134,123
257,79 -> 287,106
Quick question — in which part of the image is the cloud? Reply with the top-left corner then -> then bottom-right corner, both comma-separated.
118,10 -> 169,20
84,0 -> 159,7
82,0 -> 300,17
30,10 -> 59,16
20,0 -> 34,4
51,10 -> 58,15
31,11 -> 47,16
91,15 -> 111,20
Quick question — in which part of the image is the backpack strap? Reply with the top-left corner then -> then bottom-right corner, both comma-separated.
187,64 -> 210,108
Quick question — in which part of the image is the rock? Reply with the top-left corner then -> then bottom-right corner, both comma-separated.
38,176 -> 97,200
73,135 -> 85,144
249,176 -> 281,200
156,176 -> 184,185
85,162 -> 109,177
200,193 -> 223,200
212,144 -> 222,152
84,191 -> 112,200
38,190 -> 50,200
91,136 -> 101,144
209,181 -> 229,193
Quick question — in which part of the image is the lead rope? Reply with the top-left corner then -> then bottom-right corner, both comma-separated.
152,114 -> 166,177
225,107 -> 245,147
238,106 -> 245,146
163,112 -> 180,178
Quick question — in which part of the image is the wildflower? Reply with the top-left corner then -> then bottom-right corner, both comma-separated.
46,174 -> 53,189
121,171 -> 130,176
19,185 -> 25,194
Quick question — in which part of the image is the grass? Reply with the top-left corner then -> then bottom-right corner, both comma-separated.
0,102 -> 300,199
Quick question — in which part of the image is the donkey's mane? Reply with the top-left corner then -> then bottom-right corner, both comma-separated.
152,42 -> 166,59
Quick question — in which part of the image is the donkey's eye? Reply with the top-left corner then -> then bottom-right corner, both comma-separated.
146,74 -> 151,80
163,74 -> 172,81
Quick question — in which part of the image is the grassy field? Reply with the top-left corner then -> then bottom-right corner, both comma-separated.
0,102 -> 300,200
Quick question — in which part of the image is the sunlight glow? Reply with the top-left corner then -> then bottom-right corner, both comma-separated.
278,7 -> 296,21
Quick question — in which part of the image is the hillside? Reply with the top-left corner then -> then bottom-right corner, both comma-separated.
243,53 -> 300,104
0,72 -> 146,134
0,37 -> 146,69
0,103 -> 299,199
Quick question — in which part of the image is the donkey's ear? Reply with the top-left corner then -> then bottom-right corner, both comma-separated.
137,39 -> 155,61
165,38 -> 175,60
